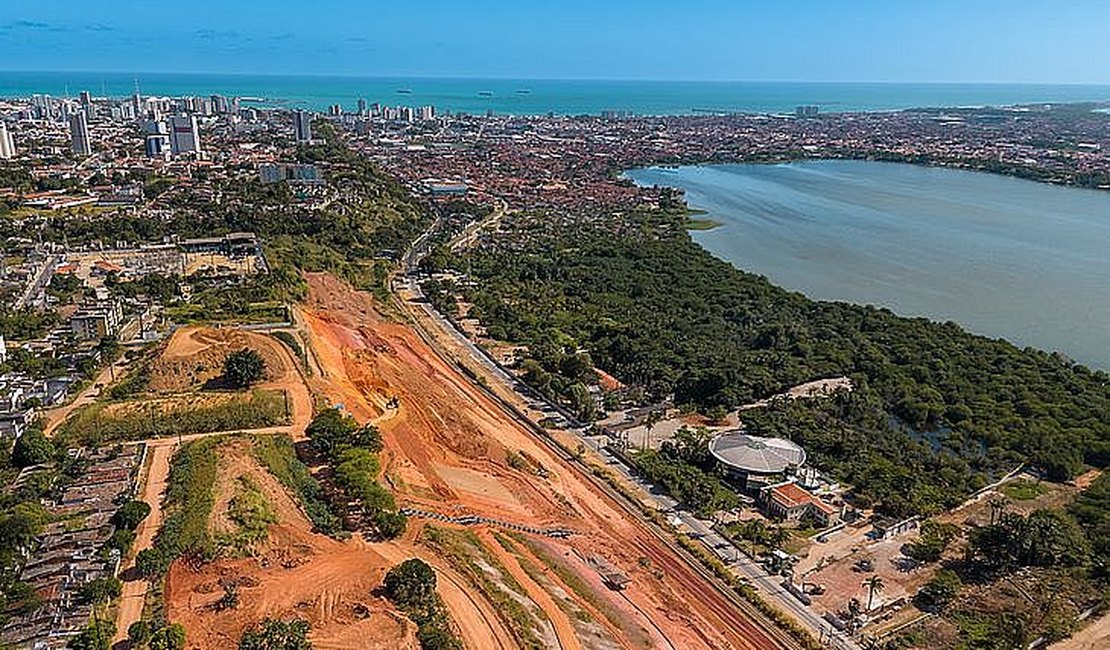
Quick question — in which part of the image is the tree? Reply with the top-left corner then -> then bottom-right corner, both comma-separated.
916,569 -> 961,611
112,500 -> 152,531
135,548 -> 164,578
12,427 -> 54,467
373,511 -> 407,539
383,558 -> 437,610
239,618 -> 312,650
78,577 -> 122,605
148,623 -> 187,650
306,407 -> 359,458
127,621 -> 152,647
67,620 -> 115,650
863,575 -> 885,611
224,348 -> 266,388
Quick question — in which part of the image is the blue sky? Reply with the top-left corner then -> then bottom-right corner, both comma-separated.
1,0 -> 1108,82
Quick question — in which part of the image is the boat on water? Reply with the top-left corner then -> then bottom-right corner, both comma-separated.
516,89 -> 532,94
396,88 -> 413,94
478,90 -> 494,97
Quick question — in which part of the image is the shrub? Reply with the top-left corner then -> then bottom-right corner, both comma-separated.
113,499 -> 152,531
224,348 -> 266,388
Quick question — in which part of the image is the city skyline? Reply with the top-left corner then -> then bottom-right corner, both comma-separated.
2,1 -> 1109,84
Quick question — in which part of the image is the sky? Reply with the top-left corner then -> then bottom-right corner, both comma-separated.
1,0 -> 1109,83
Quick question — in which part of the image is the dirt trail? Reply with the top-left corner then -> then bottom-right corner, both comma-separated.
297,272 -> 785,650
113,442 -> 173,645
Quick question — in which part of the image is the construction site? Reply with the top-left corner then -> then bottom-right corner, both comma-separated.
100,272 -> 794,650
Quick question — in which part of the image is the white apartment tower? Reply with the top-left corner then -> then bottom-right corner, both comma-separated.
0,122 -> 15,159
69,112 -> 92,157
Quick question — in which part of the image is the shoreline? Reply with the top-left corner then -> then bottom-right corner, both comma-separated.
626,160 -> 1110,371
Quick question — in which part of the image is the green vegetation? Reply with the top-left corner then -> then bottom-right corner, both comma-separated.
218,475 -> 278,554
251,434 -> 343,536
904,520 -> 958,563
305,408 -> 403,538
684,217 -> 723,230
57,389 -> 288,445
270,331 -> 309,371
1000,478 -> 1051,501
147,623 -> 187,650
0,306 -> 58,340
422,526 -> 547,650
137,438 -> 219,577
632,426 -> 740,516
112,499 -> 152,531
1069,473 -> 1109,579
12,426 -> 54,467
223,348 -> 266,388
452,207 -> 1110,517
67,619 -> 115,650
970,508 -> 1091,569
77,576 -> 122,605
239,618 -> 312,650
915,568 -> 962,611
382,558 -> 461,650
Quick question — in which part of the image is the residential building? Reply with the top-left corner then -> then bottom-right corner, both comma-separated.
69,112 -> 92,157
168,114 -> 202,156
294,110 -> 313,142
0,122 -> 15,159
69,300 -> 124,341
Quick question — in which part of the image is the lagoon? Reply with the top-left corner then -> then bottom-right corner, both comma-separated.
627,161 -> 1110,369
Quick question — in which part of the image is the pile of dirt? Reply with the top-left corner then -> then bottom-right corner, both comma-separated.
148,327 -> 290,393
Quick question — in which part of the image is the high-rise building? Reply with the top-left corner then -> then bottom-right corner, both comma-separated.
79,90 -> 92,108
69,112 -> 92,157
419,105 -> 435,121
357,98 -> 367,116
145,134 -> 170,159
168,115 -> 202,156
293,110 -> 313,142
0,122 -> 15,160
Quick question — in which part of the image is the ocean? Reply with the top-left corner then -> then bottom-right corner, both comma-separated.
627,161 -> 1110,370
2,71 -> 1109,115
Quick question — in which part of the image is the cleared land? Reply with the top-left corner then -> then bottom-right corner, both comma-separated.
297,271 -> 787,650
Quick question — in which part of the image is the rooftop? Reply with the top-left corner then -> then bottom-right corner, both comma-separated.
708,432 -> 805,474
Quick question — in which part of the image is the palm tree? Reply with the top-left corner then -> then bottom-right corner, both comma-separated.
863,575 -> 885,611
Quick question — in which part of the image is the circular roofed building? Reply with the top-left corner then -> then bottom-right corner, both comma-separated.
708,432 -> 806,491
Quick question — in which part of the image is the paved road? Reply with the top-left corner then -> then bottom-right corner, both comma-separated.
397,218 -> 859,650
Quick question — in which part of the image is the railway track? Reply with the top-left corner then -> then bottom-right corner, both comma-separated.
392,287 -> 808,650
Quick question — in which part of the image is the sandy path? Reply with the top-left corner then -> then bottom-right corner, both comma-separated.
113,441 -> 173,645
1050,612 -> 1110,650
42,355 -> 131,437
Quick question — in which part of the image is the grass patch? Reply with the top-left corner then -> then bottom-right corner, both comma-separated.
217,475 -> 277,555
422,526 -> 547,650
140,437 -> 220,575
251,434 -> 344,536
494,533 -> 594,625
1001,479 -> 1051,501
270,331 -> 310,373
57,390 -> 289,445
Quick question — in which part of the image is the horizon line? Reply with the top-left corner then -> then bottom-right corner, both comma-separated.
3,69 -> 1110,87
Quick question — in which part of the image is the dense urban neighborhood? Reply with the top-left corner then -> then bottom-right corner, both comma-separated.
0,86 -> 1107,650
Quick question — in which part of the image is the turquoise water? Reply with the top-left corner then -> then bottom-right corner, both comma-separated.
627,162 -> 1110,369
2,72 -> 1109,115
